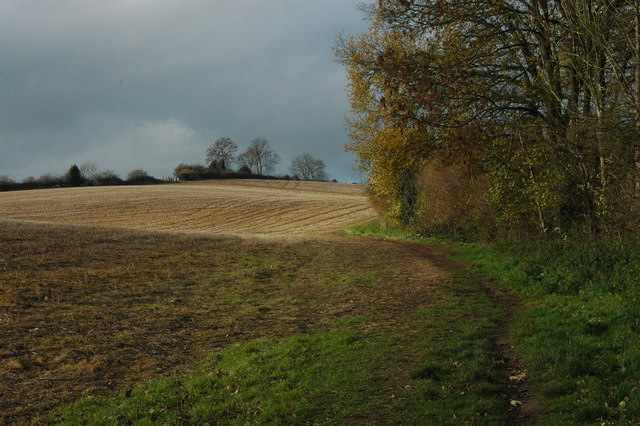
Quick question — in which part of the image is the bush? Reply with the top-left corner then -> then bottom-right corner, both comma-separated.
127,169 -> 150,181
415,159 -> 494,240
94,170 -> 123,186
0,175 -> 21,192
38,174 -> 64,187
238,165 -> 251,174
173,163 -> 207,180
174,164 -> 207,181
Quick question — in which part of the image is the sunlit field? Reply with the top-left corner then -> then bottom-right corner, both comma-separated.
0,180 -> 376,238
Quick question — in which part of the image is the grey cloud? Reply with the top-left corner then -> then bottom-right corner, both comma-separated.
0,0 -> 367,183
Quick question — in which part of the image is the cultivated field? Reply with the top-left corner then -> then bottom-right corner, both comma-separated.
0,180 -> 376,237
0,180 -> 526,423
0,218 -> 462,423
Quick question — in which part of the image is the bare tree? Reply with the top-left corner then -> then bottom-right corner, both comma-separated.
289,153 -> 328,181
206,137 -> 238,170
237,138 -> 280,175
79,161 -> 98,182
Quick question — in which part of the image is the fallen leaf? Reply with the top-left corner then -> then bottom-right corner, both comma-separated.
509,371 -> 527,381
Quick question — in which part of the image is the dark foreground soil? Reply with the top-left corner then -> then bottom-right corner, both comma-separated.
0,221 -> 539,424
1,221 -> 446,423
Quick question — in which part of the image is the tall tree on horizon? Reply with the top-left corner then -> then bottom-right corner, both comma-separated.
237,138 -> 280,175
206,137 -> 238,170
289,153 -> 328,181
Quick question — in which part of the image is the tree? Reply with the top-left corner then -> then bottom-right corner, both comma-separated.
337,0 -> 640,233
206,137 -> 238,170
65,165 -> 83,186
289,153 -> 328,181
237,138 -> 280,175
173,163 -> 207,181
79,161 -> 98,183
237,164 -> 252,174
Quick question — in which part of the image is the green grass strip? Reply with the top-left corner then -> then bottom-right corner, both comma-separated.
456,242 -> 640,424
46,293 -> 508,424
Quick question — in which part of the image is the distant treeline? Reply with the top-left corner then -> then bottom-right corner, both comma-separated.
0,135 -> 336,193
0,163 -> 334,193
0,167 -> 165,192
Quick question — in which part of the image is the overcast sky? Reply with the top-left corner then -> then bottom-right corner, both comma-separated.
0,0 -> 369,183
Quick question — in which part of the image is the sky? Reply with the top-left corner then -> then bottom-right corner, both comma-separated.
0,0 -> 369,183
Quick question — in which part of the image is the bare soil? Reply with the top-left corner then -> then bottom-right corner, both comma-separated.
0,180 -> 376,237
483,282 -> 541,425
0,221 -> 447,423
0,180 -> 539,424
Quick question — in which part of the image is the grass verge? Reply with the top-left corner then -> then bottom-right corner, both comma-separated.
349,221 -> 640,424
458,240 -> 640,424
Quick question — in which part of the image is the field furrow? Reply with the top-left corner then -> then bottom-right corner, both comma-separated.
0,180 -> 376,237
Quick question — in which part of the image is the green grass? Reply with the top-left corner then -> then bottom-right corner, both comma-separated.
43,231 -> 509,424
349,222 -> 640,424
455,240 -> 640,424
47,329 -> 387,424
344,220 -> 428,241
47,295 -> 507,425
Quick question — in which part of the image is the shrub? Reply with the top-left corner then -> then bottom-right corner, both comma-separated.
95,170 -> 123,186
416,159 -> 494,240
174,164 -> 207,181
38,174 -> 65,187
127,169 -> 150,181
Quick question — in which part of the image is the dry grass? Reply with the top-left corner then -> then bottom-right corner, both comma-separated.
0,220 -> 446,423
0,180 -> 376,238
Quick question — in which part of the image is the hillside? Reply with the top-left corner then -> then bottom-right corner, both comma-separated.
0,180 -> 376,237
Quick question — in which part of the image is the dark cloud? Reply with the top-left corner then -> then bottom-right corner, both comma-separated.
0,0 -> 368,182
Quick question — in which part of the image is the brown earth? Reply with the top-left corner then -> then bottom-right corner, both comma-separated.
0,180 -> 538,424
0,180 -> 376,237
0,221 -> 448,423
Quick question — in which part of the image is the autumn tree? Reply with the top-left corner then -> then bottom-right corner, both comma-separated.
338,0 -> 640,233
289,153 -> 328,181
237,138 -> 280,175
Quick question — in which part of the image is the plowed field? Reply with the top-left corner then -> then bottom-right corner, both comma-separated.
0,180 -> 376,237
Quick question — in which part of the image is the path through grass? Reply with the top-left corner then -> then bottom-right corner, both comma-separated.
350,221 -> 640,424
